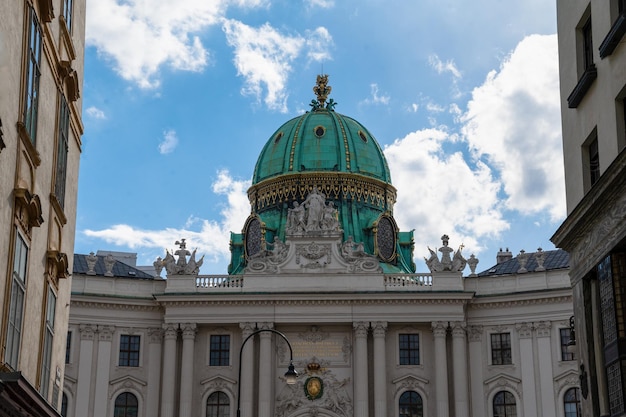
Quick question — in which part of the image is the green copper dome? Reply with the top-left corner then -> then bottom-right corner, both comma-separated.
252,110 -> 392,184
228,75 -> 415,275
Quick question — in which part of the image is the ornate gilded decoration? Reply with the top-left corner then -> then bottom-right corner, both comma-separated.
14,187 -> 44,233
248,172 -> 397,212
373,214 -> 397,262
313,74 -> 332,109
243,215 -> 265,259
304,376 -> 323,400
47,250 -> 69,283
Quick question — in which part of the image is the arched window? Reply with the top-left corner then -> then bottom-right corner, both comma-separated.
493,391 -> 517,417
399,390 -> 423,417
564,387 -> 582,417
206,391 -> 230,417
114,392 -> 138,417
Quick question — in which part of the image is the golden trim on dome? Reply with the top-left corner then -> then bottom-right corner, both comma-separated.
248,172 -> 397,212
333,113 -> 351,170
288,114 -> 307,171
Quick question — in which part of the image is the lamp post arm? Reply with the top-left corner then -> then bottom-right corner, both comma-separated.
236,328 -> 295,417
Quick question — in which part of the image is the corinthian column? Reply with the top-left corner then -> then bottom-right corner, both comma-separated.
161,323 -> 178,417
353,321 -> 369,417
432,321 -> 449,417
75,324 -> 96,417
451,322 -> 469,417
146,328 -> 163,417
179,323 -> 197,417
94,326 -> 113,417
239,322 -> 255,417
372,322 -> 387,417
258,323 -> 274,417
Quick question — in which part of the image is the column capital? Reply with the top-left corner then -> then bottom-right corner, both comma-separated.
240,322 -> 255,336
163,323 -> 179,340
451,322 -> 466,338
148,327 -> 164,344
467,325 -> 483,342
431,321 -> 448,337
98,325 -> 114,341
535,321 -> 552,337
372,321 -> 388,337
79,324 -> 96,340
353,321 -> 369,337
516,322 -> 533,339
181,323 -> 197,340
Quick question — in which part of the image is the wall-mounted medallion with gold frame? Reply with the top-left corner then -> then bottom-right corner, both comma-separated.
304,376 -> 323,400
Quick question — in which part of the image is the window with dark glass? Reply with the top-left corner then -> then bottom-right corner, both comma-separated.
55,96 -> 70,208
399,334 -> 420,365
560,328 -> 576,361
23,6 -> 43,143
65,331 -> 72,363
491,333 -> 512,365
582,17 -> 594,71
5,231 -> 28,369
62,0 -> 73,32
209,335 -> 230,366
399,391 -> 423,417
40,287 -> 57,399
114,392 -> 138,417
598,254 -> 626,416
589,138 -> 600,186
119,335 -> 140,367
493,391 -> 517,417
61,393 -> 68,417
206,391 -> 230,417
564,387 -> 582,417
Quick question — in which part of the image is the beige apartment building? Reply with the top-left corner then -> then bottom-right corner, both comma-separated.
0,1 -> 85,416
552,0 -> 626,416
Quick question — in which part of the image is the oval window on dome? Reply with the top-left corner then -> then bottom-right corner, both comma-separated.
314,126 -> 326,138
358,130 -> 368,143
274,131 -> 283,144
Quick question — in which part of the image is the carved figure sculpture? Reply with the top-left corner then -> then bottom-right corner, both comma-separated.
303,186 -> 326,231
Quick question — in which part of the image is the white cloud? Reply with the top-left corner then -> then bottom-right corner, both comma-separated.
158,129 -> 179,154
223,20 -> 321,112
83,170 -> 251,269
305,27 -> 334,62
461,34 -> 565,221
362,83 -> 390,106
428,54 -> 462,79
308,0 -> 334,8
386,128 -> 508,258
85,106 -> 106,119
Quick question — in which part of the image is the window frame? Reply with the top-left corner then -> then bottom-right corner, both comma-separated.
65,330 -> 72,364
118,334 -> 141,367
398,333 -> 420,366
559,328 -> 576,361
114,392 -> 139,417
209,334 -> 231,367
5,229 -> 29,369
563,387 -> 582,417
62,0 -> 74,33
40,286 -> 57,399
54,94 -> 70,209
492,390 -> 517,417
490,332 -> 512,366
206,391 -> 230,417
398,390 -> 423,417
22,5 -> 43,144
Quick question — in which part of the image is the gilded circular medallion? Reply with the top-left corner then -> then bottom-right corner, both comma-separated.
304,377 -> 323,400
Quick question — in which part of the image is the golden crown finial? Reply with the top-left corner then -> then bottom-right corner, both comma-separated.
313,74 -> 332,109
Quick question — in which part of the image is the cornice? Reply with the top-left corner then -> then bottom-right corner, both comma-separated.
70,299 -> 162,312
469,295 -> 572,309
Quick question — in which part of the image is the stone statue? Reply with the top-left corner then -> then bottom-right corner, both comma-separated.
303,186 -> 326,231
286,201 -> 306,234
322,201 -> 340,231
268,237 -> 289,263
424,235 -> 467,273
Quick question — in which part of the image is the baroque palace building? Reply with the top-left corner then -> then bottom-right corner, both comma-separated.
0,0 -> 85,416
65,77 -> 579,417
552,1 -> 626,416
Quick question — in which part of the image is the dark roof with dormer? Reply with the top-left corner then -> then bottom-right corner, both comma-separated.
73,254 -> 155,279
477,249 -> 569,277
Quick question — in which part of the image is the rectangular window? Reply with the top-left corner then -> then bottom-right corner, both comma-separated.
40,288 -> 57,399
491,333 -> 512,365
399,333 -> 420,365
62,0 -> 73,32
589,137 -> 600,186
209,335 -> 230,366
65,331 -> 72,364
23,6 -> 43,144
560,328 -> 576,361
5,232 -> 28,369
119,335 -> 140,367
54,96 -> 70,208
582,17 -> 594,71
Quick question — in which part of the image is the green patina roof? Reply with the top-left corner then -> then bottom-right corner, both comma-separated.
252,109 -> 391,185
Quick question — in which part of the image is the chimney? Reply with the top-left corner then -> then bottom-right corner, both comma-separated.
497,247 -> 513,264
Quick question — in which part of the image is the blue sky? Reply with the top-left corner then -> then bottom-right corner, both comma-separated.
76,0 -> 564,274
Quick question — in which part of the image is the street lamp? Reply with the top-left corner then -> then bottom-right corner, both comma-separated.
566,315 -> 577,354
236,328 -> 298,417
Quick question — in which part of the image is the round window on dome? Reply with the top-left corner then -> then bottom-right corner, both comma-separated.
314,126 -> 326,138
358,130 -> 368,143
274,132 -> 283,144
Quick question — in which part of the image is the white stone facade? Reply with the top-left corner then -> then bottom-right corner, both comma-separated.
64,241 -> 577,417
